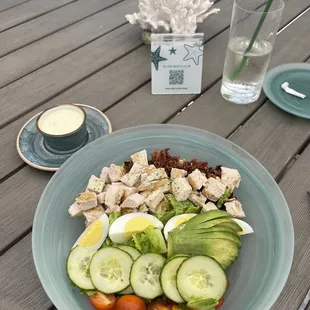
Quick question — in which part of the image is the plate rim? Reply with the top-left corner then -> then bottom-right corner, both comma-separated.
16,104 -> 112,171
263,62 -> 310,119
32,124 -> 294,310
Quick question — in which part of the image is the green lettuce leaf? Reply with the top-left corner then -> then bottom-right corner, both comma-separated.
217,188 -> 231,209
109,212 -> 121,224
165,194 -> 201,215
101,237 -> 114,248
132,226 -> 167,254
80,289 -> 97,296
158,210 -> 175,224
187,298 -> 218,310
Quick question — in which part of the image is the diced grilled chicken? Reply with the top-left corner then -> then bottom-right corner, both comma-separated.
87,175 -> 105,193
171,177 -> 192,201
224,199 -> 245,218
105,205 -> 121,214
68,202 -> 83,217
121,163 -> 144,187
105,186 -> 124,208
110,183 -> 137,200
170,168 -> 187,179
140,190 -> 152,198
221,167 -> 241,190
100,167 -> 111,184
138,179 -> 171,193
187,169 -> 208,190
108,164 -> 126,182
142,168 -> 168,183
145,190 -> 164,211
141,165 -> 156,182
76,192 -> 97,211
189,191 -> 207,207
97,192 -> 106,204
202,202 -> 218,212
202,177 -> 227,202
83,206 -> 105,225
121,193 -> 145,209
130,163 -> 144,174
138,203 -> 148,213
155,198 -> 169,214
131,149 -> 148,166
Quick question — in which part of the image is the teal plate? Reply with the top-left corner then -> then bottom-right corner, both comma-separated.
16,104 -> 112,171
263,63 -> 310,118
32,125 -> 294,310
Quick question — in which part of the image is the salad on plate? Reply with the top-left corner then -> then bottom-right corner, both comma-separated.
66,149 -> 254,310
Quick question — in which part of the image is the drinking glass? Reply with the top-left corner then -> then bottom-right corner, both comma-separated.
221,0 -> 284,104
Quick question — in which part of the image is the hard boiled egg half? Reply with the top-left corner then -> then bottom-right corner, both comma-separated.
164,214 -> 197,240
109,213 -> 164,244
232,218 -> 254,235
72,213 -> 109,251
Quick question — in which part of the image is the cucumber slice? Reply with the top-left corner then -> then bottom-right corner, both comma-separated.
116,245 -> 141,260
130,253 -> 165,299
118,285 -> 134,295
89,247 -> 133,293
160,255 -> 189,303
176,255 -> 227,302
66,246 -> 96,290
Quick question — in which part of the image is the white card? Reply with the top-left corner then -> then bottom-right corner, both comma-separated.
151,33 -> 204,95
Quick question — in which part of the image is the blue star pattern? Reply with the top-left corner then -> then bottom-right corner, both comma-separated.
183,43 -> 203,65
152,46 -> 167,71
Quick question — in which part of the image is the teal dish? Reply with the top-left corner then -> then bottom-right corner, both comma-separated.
17,104 -> 112,171
263,63 -> 310,118
32,124 -> 294,310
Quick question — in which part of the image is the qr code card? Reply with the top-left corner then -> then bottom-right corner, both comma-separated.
151,33 -> 204,95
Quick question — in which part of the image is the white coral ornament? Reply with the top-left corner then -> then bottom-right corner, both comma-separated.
125,0 -> 220,34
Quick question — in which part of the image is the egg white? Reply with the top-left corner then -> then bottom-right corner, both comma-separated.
109,212 -> 164,244
232,218 -> 254,235
164,213 -> 197,240
73,213 -> 109,251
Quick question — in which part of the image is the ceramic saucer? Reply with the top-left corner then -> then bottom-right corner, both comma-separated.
16,104 -> 112,171
263,63 -> 310,119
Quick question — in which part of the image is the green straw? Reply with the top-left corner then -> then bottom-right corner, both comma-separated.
229,0 -> 274,81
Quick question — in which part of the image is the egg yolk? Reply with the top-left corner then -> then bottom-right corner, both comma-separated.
124,218 -> 155,236
78,220 -> 103,247
175,215 -> 193,227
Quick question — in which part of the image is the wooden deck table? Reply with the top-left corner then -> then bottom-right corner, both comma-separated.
0,0 -> 310,309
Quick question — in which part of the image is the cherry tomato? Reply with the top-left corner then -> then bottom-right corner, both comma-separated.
115,295 -> 146,310
215,297 -> 224,309
89,292 -> 116,310
147,299 -> 176,310
172,306 -> 182,310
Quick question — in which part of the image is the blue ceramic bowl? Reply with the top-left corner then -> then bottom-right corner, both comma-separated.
32,125 -> 294,310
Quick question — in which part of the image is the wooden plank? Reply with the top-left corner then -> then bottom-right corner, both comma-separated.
0,22 -> 142,130
0,0 -> 29,13
269,144 -> 310,310
105,0 -> 310,130
0,234 -> 53,310
0,0 -> 251,178
0,168 -> 50,252
0,0 -> 124,57
0,0 -> 75,32
0,0 -> 137,88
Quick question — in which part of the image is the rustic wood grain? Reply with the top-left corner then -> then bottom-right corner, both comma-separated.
0,0 -> 30,13
0,234 -> 53,310
0,0 -> 124,57
0,0 -> 75,32
270,144 -> 310,310
105,0 -> 310,130
0,0 -> 137,88
0,23 -> 142,129
0,0 -> 250,178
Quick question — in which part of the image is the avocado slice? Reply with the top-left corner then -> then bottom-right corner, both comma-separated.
192,226 -> 239,235
184,210 -> 231,228
190,217 -> 235,230
186,231 -> 241,248
214,221 -> 242,233
168,235 -> 240,269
